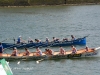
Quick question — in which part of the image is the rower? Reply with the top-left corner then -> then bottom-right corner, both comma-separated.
0,42 -> 4,53
59,46 -> 66,55
35,39 -> 41,43
53,37 -> 59,42
17,36 -> 21,44
11,47 -> 19,56
44,48 -> 54,55
48,49 -> 54,55
53,37 -> 56,41
17,36 -> 26,44
28,37 -> 34,43
46,37 -> 49,43
44,49 -> 49,55
63,38 -> 68,41
71,35 -> 75,40
23,48 -> 30,56
85,46 -> 89,52
0,42 -> 4,56
71,45 -> 77,54
36,47 -> 42,56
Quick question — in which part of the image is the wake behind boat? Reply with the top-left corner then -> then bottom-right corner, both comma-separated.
0,46 -> 100,61
2,36 -> 86,49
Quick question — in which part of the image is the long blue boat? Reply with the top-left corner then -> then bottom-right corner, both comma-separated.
2,37 -> 86,49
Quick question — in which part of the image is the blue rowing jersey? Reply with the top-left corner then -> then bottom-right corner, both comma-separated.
0,45 -> 3,53
17,38 -> 20,43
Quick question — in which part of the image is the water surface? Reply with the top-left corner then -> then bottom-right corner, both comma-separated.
0,5 -> 100,75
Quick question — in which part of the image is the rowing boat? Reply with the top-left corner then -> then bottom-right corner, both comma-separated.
2,37 -> 86,49
0,47 -> 100,61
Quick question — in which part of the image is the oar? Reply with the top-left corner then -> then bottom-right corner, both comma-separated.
84,34 -> 90,38
13,37 -> 16,44
17,60 -> 21,64
17,57 -> 23,65
17,55 -> 28,65
1,39 -> 8,42
36,59 -> 44,64
1,38 -> 14,43
3,51 -> 10,63
17,53 -> 24,65
17,51 -> 28,65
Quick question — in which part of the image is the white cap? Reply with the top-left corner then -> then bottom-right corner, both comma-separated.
14,47 -> 17,50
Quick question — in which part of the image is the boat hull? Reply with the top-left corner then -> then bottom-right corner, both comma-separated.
0,47 -> 99,61
2,37 -> 86,49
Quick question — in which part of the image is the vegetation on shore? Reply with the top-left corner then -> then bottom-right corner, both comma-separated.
0,0 -> 100,6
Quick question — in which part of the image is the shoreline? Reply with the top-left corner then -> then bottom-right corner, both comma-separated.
0,3 -> 100,8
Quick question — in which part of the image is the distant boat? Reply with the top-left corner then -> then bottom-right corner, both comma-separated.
0,46 -> 99,61
2,37 -> 86,49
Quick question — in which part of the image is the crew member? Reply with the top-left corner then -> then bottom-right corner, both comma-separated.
28,37 -> 34,43
36,47 -> 42,56
23,48 -> 30,56
17,36 -> 22,44
71,35 -> 75,40
46,37 -> 49,43
17,36 -> 25,44
0,42 -> 4,54
44,48 -> 54,55
59,46 -> 66,55
71,45 -> 77,54
11,47 -> 19,56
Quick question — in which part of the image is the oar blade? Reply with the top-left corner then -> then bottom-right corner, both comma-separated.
36,61 -> 39,64
17,61 -> 20,65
